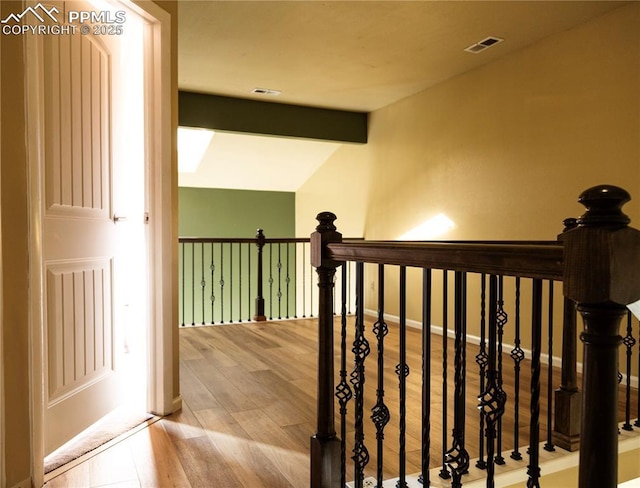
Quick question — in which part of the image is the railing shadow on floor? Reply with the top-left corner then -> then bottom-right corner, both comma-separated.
310,185 -> 640,488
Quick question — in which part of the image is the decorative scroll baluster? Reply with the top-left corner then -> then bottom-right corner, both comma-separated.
494,276 -> 507,465
371,264 -> 389,488
337,261 -> 352,488
510,277 -> 524,460
444,271 -> 470,488
544,281 -> 556,451
268,243 -> 274,320
475,274 -> 488,470
219,242 -> 225,323
277,243 -> 283,319
622,311 -> 636,431
253,229 -> 266,322
200,244 -> 205,324
418,268 -> 432,487
396,266 -> 410,488
351,262 -> 370,487
302,243 -> 307,318
527,278 -> 543,488
439,270 -> 450,480
479,275 -> 507,488
214,246 -> 216,324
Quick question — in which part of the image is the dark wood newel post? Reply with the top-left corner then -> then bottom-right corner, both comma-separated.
253,229 -> 267,321
554,218 -> 581,451
310,212 -> 342,488
563,185 -> 640,488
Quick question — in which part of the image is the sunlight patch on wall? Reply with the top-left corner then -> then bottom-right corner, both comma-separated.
178,127 -> 215,173
398,213 -> 455,240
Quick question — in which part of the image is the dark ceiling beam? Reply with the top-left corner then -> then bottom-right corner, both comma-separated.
178,91 -> 368,144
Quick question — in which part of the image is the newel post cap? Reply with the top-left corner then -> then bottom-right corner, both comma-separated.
563,185 -> 640,305
311,212 -> 342,269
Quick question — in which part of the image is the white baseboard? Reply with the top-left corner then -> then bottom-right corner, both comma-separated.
364,309 -> 640,389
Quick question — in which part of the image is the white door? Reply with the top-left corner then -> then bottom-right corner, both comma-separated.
41,1 -> 148,454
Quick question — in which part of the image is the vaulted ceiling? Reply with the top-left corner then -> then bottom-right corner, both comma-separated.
177,1 -> 626,191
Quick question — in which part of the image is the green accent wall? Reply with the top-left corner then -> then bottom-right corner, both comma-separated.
178,187 -> 295,237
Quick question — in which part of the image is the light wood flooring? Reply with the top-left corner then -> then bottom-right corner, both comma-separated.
44,318 -> 638,488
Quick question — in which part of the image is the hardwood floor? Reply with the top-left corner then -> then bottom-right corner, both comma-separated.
44,318 -> 638,488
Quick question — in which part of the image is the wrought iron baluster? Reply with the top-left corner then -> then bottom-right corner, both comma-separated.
191,242 -> 195,326
229,243 -> 233,323
219,242 -> 225,323
396,266 -> 409,488
237,242 -> 242,322
302,243 -> 307,318
494,275 -> 507,465
275,243 -> 282,319
268,243 -> 274,320
510,277 -> 524,460
418,268 -> 432,487
479,274 -> 507,488
210,244 -> 215,324
445,271 -> 470,488
181,242 -> 185,326
622,311 -> 636,431
475,274 -> 488,470
247,242 -> 251,321
336,261 -> 352,488
439,270 -> 450,480
350,262 -> 370,487
371,264 -> 389,488
527,279 -> 543,488
544,281 -> 556,451
200,243 -> 205,325
285,243 -> 291,319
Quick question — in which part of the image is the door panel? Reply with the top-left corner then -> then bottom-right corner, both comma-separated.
41,4 -> 120,455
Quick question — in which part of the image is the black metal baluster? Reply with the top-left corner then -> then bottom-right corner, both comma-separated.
285,243 -> 291,319
396,266 -> 409,488
350,262 -> 369,487
336,261 -> 352,488
219,242 -> 225,324
302,243 -> 307,318
439,270 -> 450,480
238,243 -> 242,322
544,281 -> 556,451
292,243 -> 297,319
191,242 -> 195,326
479,275 -> 507,488
622,311 -> 636,431
511,277 -> 524,460
181,242 -> 185,326
268,243 -> 274,320
527,279 -> 543,488
276,243 -> 282,319
475,274 -> 488,470
371,264 -> 389,488
229,243 -> 234,323
200,243 -> 205,325
445,271 -> 470,488
418,268 -> 432,487
210,244 -> 215,324
494,275 -> 507,465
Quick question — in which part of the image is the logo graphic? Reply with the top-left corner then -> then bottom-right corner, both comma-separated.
1,3 -> 60,24
1,3 -> 126,36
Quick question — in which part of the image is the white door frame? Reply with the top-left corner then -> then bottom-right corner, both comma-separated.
25,1 -> 176,486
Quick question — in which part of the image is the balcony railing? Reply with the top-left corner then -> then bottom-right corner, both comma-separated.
309,185 -> 640,488
178,232 -> 358,326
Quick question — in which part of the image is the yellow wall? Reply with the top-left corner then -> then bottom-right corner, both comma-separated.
298,3 -> 639,241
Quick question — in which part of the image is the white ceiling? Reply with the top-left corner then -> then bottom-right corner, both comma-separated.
177,1 -> 626,191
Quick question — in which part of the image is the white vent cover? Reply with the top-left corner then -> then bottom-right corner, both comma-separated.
464,36 -> 503,54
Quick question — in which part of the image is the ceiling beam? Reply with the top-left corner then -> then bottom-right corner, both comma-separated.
179,91 -> 368,143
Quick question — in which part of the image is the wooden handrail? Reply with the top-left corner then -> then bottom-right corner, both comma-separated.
326,240 -> 564,279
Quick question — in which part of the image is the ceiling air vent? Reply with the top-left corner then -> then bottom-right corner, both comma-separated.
464,36 -> 504,54
251,87 -> 281,96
